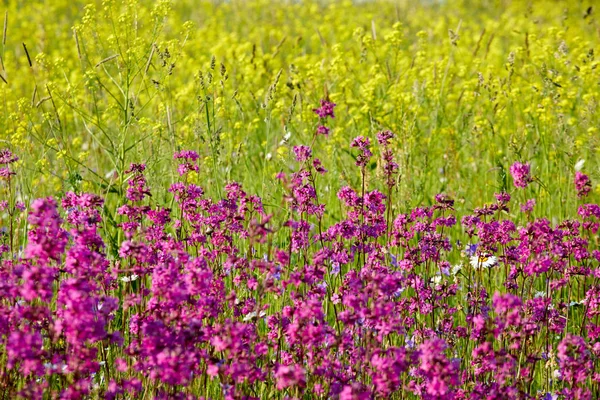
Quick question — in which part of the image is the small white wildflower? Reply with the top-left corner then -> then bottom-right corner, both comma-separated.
265,153 -> 272,161
574,159 -> 585,172
553,369 -> 561,379
243,312 -> 256,321
451,264 -> 462,275
120,274 -> 139,283
279,132 -> 292,146
243,310 -> 266,322
470,255 -> 497,269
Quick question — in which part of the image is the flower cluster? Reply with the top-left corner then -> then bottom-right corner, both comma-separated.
1,138 -> 599,399
575,171 -> 592,198
0,149 -> 18,180
510,161 -> 532,189
312,99 -> 336,136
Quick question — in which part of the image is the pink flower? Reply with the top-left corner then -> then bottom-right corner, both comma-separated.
293,145 -> 312,162
575,171 -> 592,198
351,136 -> 372,167
376,130 -> 394,145
316,125 -> 330,135
312,99 -> 336,119
274,364 -> 306,390
0,148 -> 18,164
521,198 -> 536,213
509,161 -> 532,188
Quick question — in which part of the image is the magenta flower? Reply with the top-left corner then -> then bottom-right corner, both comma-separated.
494,192 -> 510,203
509,161 -> 532,188
417,338 -> 460,398
0,148 -> 18,164
174,150 -> 200,176
316,125 -> 330,135
312,99 -> 336,119
173,150 -> 199,161
124,163 -> 151,202
274,364 -> 306,390
557,334 -> 592,385
376,130 -> 394,145
292,145 -> 312,162
521,198 -> 536,213
312,158 -> 327,174
351,136 -> 372,167
0,167 -> 15,179
574,171 -> 592,198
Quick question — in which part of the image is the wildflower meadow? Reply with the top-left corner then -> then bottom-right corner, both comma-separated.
1,0 -> 600,399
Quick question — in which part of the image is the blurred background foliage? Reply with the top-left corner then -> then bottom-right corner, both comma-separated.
1,0 -> 598,225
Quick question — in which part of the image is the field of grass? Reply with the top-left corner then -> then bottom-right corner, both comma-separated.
1,0 -> 600,398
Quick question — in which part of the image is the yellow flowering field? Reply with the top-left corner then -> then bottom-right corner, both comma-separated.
1,0 -> 597,215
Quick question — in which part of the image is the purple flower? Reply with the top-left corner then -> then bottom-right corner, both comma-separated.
521,198 -> 536,213
125,163 -> 151,202
574,171 -> 592,198
417,338 -> 460,397
376,130 -> 394,145
173,150 -> 199,161
465,243 -> 478,257
0,167 -> 16,179
174,150 -> 200,176
292,145 -> 312,162
312,158 -> 327,175
312,99 -> 336,119
0,148 -> 19,164
494,192 -> 510,203
557,334 -> 592,385
274,364 -> 306,390
316,125 -> 330,135
351,136 -> 372,167
509,161 -> 532,188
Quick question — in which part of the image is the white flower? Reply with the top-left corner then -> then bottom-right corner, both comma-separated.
243,310 -> 266,322
574,159 -> 585,172
120,274 -> 139,283
430,275 -> 442,284
243,312 -> 257,321
279,131 -> 292,145
44,362 -> 68,372
553,369 -> 561,379
451,264 -> 462,275
470,255 -> 497,269
569,299 -> 584,307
